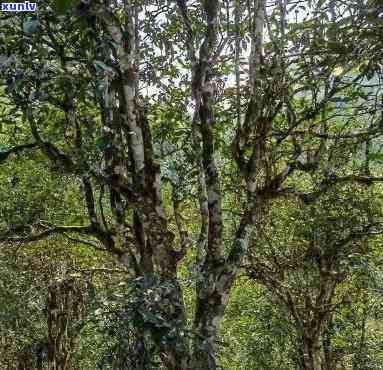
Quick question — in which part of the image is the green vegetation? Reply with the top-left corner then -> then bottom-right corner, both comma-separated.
0,0 -> 383,369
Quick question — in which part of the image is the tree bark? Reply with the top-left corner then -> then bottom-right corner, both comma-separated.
46,278 -> 87,370
302,334 -> 326,370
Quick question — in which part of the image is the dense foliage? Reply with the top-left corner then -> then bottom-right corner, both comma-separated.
0,0 -> 383,369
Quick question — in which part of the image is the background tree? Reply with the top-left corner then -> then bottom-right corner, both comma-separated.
248,183 -> 383,370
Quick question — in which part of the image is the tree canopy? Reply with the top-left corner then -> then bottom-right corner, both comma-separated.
0,0 -> 383,369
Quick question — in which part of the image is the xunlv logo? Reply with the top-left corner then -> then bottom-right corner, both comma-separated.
1,2 -> 37,11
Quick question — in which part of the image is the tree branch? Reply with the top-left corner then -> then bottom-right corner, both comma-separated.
0,225 -> 94,244
0,143 -> 37,164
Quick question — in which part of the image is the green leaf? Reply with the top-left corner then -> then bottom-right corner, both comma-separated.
93,60 -> 114,73
368,153 -> 383,162
329,96 -> 353,103
95,136 -> 108,152
23,18 -> 39,35
54,0 -> 73,14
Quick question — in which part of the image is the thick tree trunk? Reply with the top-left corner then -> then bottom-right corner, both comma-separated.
302,334 -> 326,370
159,280 -> 190,370
46,278 -> 86,370
191,277 -> 227,369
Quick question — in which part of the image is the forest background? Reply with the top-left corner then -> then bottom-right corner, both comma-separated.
0,0 -> 383,369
